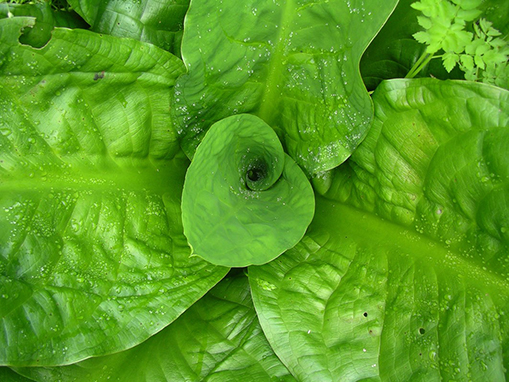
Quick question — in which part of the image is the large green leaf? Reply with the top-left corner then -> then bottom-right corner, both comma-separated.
249,79 -> 509,381
181,114 -> 315,267
173,0 -> 398,175
67,0 -> 189,56
0,18 -> 228,366
14,272 -> 296,382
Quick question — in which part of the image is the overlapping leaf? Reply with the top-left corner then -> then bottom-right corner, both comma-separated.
0,18 -> 227,366
361,0 -> 509,89
67,0 -> 189,56
250,79 -> 509,381
360,0 -> 462,90
13,273 -> 296,382
0,367 -> 33,382
0,2 -> 87,48
173,0 -> 398,175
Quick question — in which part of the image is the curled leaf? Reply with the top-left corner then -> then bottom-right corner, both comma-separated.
181,114 -> 315,267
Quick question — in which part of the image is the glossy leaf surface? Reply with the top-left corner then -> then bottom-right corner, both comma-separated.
173,0 -> 398,175
0,18 -> 228,366
67,0 -> 189,55
182,114 -> 314,267
250,79 -> 509,381
15,273 -> 296,382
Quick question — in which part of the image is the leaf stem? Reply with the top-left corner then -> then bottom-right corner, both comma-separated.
406,51 -> 434,78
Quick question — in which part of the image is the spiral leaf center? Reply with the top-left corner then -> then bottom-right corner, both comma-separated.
181,114 -> 315,267
247,167 -> 264,182
245,159 -> 270,191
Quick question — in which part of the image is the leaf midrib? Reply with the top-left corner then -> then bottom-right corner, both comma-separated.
255,0 -> 295,125
314,196 -> 509,300
0,162 -> 186,195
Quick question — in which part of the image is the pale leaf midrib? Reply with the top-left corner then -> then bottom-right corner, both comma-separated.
0,163 -> 185,195
256,0 -> 295,125
315,196 -> 509,299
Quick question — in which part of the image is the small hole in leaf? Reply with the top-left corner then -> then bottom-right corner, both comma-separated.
419,328 -> 425,335
363,312 -> 368,317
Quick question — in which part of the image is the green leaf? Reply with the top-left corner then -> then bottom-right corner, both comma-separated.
479,18 -> 495,35
465,37 -> 484,55
361,0 -> 464,90
172,0 -> 398,175
459,53 -> 474,71
474,52 -> 485,69
481,2 -> 509,35
494,63 -> 509,89
0,2 -> 87,47
181,114 -> 315,268
66,0 -> 189,56
484,49 -> 508,66
455,0 -> 483,10
413,30 -> 431,45
439,28 -> 472,54
373,0 -> 508,84
490,37 -> 508,49
456,7 -> 483,22
416,15 -> 432,29
14,273 -> 296,382
474,43 -> 491,57
409,0 -> 422,9
250,79 -> 509,381
0,18 -> 228,366
0,367 -> 33,382
443,51 -> 459,72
